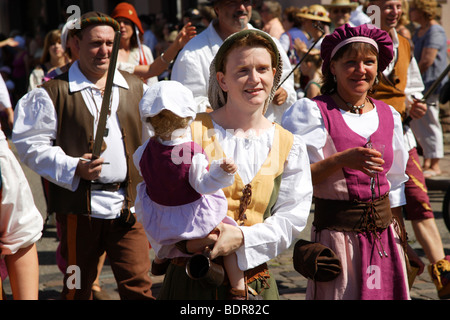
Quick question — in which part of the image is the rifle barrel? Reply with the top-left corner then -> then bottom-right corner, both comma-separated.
403,62 -> 450,127
92,31 -> 121,158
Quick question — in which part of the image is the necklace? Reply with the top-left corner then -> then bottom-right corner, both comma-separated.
90,87 -> 112,137
336,91 -> 368,115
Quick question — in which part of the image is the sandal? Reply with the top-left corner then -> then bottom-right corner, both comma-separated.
423,169 -> 441,178
92,283 -> 111,300
228,283 -> 263,300
228,288 -> 247,300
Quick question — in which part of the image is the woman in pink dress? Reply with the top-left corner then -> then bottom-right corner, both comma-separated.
282,24 -> 421,299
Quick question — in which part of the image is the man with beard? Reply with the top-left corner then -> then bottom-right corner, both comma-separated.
171,0 -> 296,124
368,0 -> 450,300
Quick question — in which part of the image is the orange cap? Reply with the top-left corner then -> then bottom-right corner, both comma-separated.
111,2 -> 144,34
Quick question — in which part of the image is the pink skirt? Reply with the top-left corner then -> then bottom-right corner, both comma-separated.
135,181 -> 232,258
306,223 -> 410,300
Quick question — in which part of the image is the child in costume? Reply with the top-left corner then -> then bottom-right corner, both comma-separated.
299,49 -> 323,99
134,81 -> 247,299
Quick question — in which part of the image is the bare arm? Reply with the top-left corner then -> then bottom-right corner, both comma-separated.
0,38 -> 18,48
417,47 -> 438,74
3,107 -> 14,130
306,83 -> 321,99
133,23 -> 197,79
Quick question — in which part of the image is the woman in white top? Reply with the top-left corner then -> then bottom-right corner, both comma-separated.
28,29 -> 67,91
111,2 -> 196,86
154,29 -> 313,300
282,24 -> 417,300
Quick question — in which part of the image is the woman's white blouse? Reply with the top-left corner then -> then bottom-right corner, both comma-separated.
208,121 -> 313,271
282,98 -> 409,208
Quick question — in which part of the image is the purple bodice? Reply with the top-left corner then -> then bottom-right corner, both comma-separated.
139,139 -> 208,206
314,95 -> 394,201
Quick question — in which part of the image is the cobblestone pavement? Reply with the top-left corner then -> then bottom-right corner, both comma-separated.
3,140 -> 450,301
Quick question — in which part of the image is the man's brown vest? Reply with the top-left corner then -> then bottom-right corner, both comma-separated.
370,34 -> 412,120
41,71 -> 143,215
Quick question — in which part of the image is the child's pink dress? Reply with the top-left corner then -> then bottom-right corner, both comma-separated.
134,137 -> 235,259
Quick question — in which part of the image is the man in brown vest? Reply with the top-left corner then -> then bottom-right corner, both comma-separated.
369,0 -> 450,299
12,12 -> 154,300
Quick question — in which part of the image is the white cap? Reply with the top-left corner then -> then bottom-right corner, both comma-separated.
61,19 -> 78,51
139,80 -> 197,122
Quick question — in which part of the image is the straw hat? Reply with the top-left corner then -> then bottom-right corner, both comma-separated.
297,5 -> 331,23
324,0 -> 358,10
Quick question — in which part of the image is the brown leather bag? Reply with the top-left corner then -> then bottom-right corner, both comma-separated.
293,239 -> 342,282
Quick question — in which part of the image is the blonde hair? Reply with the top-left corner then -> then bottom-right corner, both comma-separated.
304,51 -> 322,69
147,110 -> 191,139
215,32 -> 278,75
411,0 -> 438,20
209,29 -> 282,113
399,0 -> 410,25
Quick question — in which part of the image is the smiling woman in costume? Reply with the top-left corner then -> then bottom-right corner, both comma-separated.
154,29 -> 313,300
282,24 -> 415,300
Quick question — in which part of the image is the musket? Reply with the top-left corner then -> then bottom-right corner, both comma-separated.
277,22 -> 326,90
403,62 -> 450,128
92,30 -> 121,159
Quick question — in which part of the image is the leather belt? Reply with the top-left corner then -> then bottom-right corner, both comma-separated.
90,182 -> 124,192
313,193 -> 392,233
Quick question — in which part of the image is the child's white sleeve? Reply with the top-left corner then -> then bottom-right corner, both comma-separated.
189,153 -> 235,195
